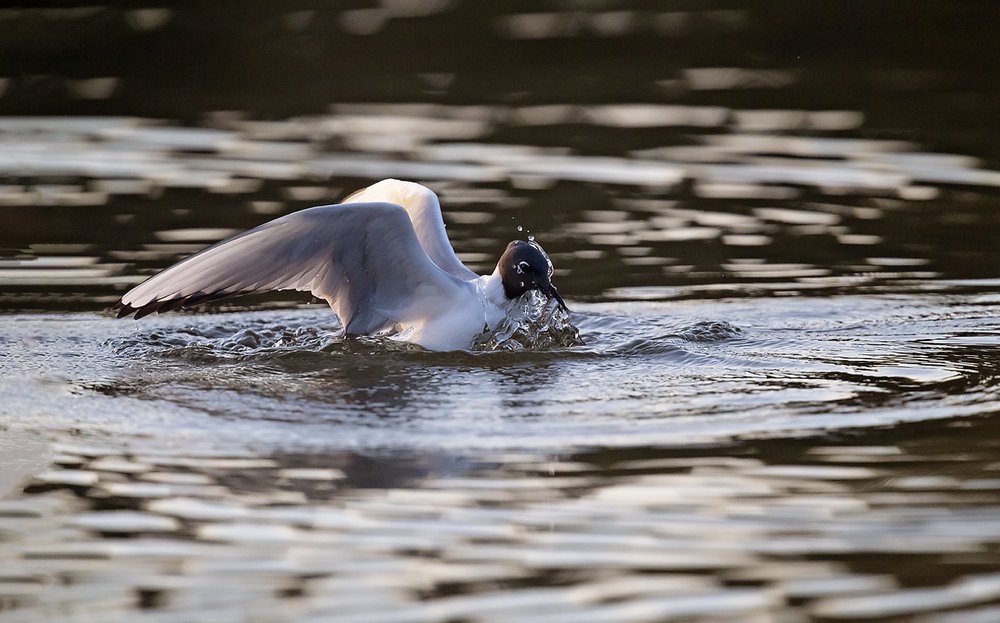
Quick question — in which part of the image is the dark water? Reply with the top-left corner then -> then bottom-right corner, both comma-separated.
2,3 -> 1000,622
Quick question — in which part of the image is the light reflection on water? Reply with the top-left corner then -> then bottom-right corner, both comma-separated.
2,412 -> 1000,622
3,289 -> 998,452
5,289 -> 992,622
3,103 -> 1000,306
2,2 -> 1000,621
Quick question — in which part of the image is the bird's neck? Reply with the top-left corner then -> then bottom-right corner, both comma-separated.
480,267 -> 507,307
473,268 -> 509,331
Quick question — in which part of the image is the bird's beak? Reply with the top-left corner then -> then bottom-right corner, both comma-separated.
543,281 -> 568,312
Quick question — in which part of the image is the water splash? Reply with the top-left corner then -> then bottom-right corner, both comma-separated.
109,301 -> 581,362
678,320 -> 744,342
474,289 -> 581,351
108,316 -> 347,363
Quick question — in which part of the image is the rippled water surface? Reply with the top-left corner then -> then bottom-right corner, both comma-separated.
2,3 -> 1000,622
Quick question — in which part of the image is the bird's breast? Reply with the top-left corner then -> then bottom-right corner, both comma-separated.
394,287 -> 495,351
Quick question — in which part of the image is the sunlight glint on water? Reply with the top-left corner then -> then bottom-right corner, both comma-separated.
2,3 -> 1000,622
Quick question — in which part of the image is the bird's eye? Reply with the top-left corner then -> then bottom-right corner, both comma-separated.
516,261 -> 530,275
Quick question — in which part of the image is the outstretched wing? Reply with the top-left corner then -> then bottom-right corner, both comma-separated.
342,179 -> 478,281
112,202 -> 471,335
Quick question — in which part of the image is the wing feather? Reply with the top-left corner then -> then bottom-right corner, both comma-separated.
342,179 -> 478,280
113,202 -> 470,334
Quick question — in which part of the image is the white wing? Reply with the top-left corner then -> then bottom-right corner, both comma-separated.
113,201 -> 472,335
342,179 -> 478,280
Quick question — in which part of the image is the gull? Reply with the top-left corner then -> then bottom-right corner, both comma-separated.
112,179 -> 568,351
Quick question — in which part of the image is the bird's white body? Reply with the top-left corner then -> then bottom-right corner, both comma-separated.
114,179 -> 528,351
391,271 -> 508,350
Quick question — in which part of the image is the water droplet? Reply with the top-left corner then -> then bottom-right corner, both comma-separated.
528,234 -> 535,241
516,225 -> 523,232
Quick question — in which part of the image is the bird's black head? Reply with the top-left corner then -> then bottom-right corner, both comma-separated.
498,240 -> 567,311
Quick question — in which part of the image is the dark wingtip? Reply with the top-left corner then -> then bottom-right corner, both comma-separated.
132,305 -> 159,320
110,290 -> 248,320
110,297 -> 182,320
111,300 -> 136,319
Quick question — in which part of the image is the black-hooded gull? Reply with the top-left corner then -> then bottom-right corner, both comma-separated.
112,179 -> 567,351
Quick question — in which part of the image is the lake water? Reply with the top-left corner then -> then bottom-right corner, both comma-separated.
2,4 -> 1000,622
